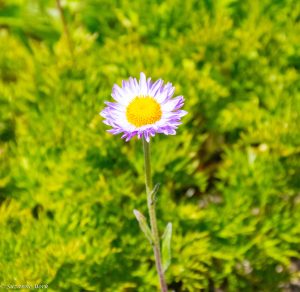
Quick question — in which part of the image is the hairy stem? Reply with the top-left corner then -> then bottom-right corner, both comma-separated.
143,138 -> 168,292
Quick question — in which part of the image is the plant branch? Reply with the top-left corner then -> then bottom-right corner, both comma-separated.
143,138 -> 168,292
56,0 -> 74,60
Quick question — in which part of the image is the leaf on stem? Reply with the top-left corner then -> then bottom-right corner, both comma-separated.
150,183 -> 160,203
133,209 -> 153,244
162,222 -> 172,272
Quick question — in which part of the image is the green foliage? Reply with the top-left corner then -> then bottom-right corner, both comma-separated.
0,0 -> 300,291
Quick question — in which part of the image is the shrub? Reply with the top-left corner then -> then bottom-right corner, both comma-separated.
0,0 -> 299,290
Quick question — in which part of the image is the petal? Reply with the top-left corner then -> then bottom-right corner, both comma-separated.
149,79 -> 163,97
111,85 -> 130,105
161,96 -> 184,112
104,101 -> 125,112
139,72 -> 148,96
154,82 -> 175,103
144,130 -> 150,142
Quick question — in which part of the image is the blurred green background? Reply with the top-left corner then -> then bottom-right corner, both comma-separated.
0,0 -> 300,291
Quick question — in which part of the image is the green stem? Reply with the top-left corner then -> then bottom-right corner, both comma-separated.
143,138 -> 168,292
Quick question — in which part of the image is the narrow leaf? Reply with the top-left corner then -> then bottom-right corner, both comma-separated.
133,209 -> 153,244
150,183 -> 160,202
162,222 -> 172,272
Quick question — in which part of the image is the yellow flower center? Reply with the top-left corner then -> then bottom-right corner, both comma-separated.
126,97 -> 162,127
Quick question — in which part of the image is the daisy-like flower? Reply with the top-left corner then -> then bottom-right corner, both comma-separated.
100,72 -> 187,142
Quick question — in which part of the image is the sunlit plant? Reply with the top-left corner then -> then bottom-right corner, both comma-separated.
101,72 -> 187,291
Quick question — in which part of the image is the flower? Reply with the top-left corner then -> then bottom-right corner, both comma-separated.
100,72 -> 187,142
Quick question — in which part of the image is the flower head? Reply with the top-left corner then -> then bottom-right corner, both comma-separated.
100,72 -> 187,142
